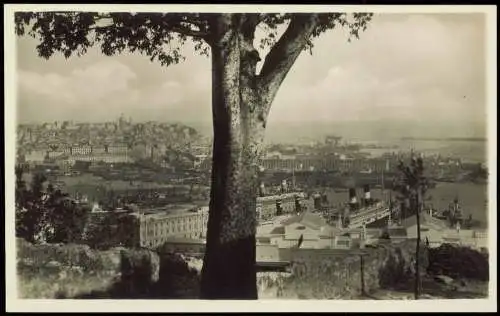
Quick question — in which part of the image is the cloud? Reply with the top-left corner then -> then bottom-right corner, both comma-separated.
268,13 -> 486,124
145,80 -> 184,108
15,13 -> 486,128
270,64 -> 415,122
18,60 -> 139,116
16,60 -> 205,122
69,60 -> 137,101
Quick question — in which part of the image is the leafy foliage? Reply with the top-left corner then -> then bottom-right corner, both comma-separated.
44,183 -> 90,243
15,166 -> 45,242
393,155 -> 430,219
15,12 -> 212,66
427,244 -> 489,281
15,12 -> 373,67
15,166 -> 90,244
259,13 -> 372,54
83,212 -> 138,250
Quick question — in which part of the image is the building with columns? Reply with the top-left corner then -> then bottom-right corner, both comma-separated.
130,206 -> 209,249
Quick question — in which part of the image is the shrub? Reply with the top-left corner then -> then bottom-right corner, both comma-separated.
427,244 -> 489,281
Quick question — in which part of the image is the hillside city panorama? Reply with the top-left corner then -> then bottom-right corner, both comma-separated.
10,7 -> 492,308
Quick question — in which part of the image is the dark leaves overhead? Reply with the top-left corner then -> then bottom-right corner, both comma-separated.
15,11 -> 212,66
258,13 -> 374,55
15,12 -> 372,65
306,13 -> 373,54
258,13 -> 292,50
15,12 -> 98,59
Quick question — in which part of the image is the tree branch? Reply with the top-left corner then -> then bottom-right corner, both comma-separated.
259,13 -> 273,22
169,24 -> 209,39
160,14 -> 211,40
240,13 -> 261,39
257,14 -> 319,112
89,17 -> 210,39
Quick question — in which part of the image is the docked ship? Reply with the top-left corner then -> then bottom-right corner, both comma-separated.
316,185 -> 397,229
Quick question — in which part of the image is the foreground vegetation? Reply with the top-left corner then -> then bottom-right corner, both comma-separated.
17,238 -> 489,300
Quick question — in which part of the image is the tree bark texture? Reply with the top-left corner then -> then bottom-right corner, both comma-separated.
198,13 -> 320,299
200,15 -> 267,299
414,190 -> 421,300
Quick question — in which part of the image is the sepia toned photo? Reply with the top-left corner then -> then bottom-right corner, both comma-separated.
4,4 -> 497,313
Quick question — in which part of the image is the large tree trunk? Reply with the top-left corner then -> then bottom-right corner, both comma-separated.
200,15 -> 267,299
414,190 -> 421,300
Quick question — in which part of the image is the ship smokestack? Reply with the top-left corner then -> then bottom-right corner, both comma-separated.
348,188 -> 357,204
294,195 -> 302,214
276,200 -> 283,216
281,179 -> 288,193
363,184 -> 372,206
363,184 -> 371,200
259,182 -> 266,197
313,193 -> 322,210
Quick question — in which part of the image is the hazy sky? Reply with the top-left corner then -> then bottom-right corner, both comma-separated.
16,13 -> 487,132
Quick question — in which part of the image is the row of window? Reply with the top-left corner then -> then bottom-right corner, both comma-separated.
260,159 -> 389,169
141,216 -> 209,239
146,222 -> 204,237
63,156 -> 130,161
141,233 -> 204,248
149,215 -> 208,226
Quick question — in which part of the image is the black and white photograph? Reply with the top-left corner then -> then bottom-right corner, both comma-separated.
4,4 -> 497,313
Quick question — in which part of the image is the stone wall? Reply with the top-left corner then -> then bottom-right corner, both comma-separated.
257,240 -> 427,299
17,238 -> 429,300
16,238 -> 166,299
